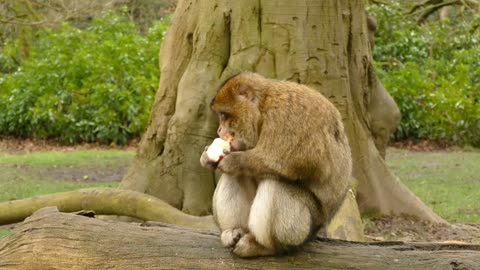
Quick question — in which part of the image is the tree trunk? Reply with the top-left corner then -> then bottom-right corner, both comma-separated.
121,0 -> 444,222
1,208 -> 478,270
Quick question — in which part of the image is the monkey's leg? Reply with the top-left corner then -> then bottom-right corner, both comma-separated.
234,179 -> 320,258
212,174 -> 256,247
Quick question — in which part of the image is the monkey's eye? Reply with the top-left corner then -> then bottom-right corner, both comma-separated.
219,112 -> 228,121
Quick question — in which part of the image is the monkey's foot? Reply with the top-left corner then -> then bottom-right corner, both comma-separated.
233,233 -> 275,258
220,228 -> 244,247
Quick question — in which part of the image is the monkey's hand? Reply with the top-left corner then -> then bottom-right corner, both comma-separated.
200,146 -> 217,170
200,139 -> 231,170
217,152 -> 245,176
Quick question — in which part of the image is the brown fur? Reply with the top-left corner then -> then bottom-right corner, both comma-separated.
201,72 -> 352,257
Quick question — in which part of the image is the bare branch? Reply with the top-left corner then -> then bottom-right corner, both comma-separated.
409,0 -> 479,24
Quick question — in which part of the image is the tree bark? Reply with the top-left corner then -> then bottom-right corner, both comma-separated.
0,208 -> 478,270
120,0 -> 444,223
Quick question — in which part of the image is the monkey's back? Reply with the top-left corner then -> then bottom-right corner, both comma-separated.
258,77 -> 353,221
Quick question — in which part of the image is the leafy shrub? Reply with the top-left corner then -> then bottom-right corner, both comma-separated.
0,38 -> 22,74
370,3 -> 429,67
0,10 -> 169,144
369,3 -> 480,146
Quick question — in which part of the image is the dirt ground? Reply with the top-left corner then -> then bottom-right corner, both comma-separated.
389,138 -> 463,152
3,163 -> 129,182
0,136 -> 138,153
364,216 -> 480,244
1,137 -> 479,244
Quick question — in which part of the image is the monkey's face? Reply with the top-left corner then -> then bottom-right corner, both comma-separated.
216,113 -> 248,151
211,81 -> 261,152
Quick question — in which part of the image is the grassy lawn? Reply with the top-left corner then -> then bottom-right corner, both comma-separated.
0,150 -> 135,202
387,148 -> 480,223
0,149 -> 135,237
0,149 -> 134,167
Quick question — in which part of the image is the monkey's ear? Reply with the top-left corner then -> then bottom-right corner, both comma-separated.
234,84 -> 257,104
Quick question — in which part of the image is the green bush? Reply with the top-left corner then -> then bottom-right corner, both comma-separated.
370,3 -> 480,146
0,10 -> 169,144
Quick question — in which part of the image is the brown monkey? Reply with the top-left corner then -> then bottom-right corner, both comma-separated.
200,72 -> 352,257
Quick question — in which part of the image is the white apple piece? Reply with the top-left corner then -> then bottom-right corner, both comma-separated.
206,138 -> 231,162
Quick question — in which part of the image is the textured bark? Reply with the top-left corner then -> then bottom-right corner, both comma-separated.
341,2 -> 443,222
121,0 -> 444,223
1,208 -> 479,270
365,14 -> 401,159
325,189 -> 365,241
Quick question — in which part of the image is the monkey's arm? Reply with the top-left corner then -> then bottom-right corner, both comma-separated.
218,149 -> 303,180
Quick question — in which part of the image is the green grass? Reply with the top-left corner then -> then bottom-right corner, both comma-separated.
387,148 -> 480,223
0,229 -> 10,237
0,177 -> 118,202
0,149 -> 134,201
0,150 -> 134,167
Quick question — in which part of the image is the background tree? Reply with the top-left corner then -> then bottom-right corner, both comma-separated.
120,0 -> 444,222
0,0 -> 175,64
409,0 -> 479,24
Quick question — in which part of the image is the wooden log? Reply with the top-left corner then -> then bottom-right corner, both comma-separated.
0,208 -> 479,270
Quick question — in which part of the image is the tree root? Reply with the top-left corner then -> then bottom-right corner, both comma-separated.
0,188 -> 215,230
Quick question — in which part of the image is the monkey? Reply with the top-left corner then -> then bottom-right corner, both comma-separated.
200,72 -> 352,258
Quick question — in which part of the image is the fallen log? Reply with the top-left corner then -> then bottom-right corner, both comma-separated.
0,208 -> 479,269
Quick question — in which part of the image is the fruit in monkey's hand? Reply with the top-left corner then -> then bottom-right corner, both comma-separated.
206,138 -> 231,163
